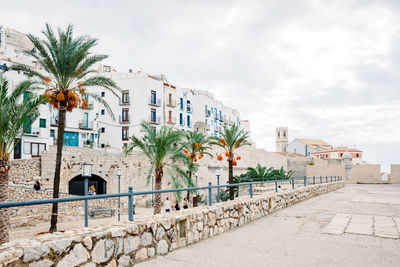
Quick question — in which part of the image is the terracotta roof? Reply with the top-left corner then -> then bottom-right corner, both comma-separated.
296,138 -> 332,149
311,148 -> 362,154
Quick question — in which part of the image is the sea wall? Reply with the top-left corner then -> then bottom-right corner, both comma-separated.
0,181 -> 344,266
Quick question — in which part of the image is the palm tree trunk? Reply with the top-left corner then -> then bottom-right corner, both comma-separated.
49,107 -> 66,232
186,171 -> 192,200
0,165 -> 9,244
154,167 -> 163,215
229,159 -> 234,200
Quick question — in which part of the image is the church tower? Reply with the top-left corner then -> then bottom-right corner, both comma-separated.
275,127 -> 288,153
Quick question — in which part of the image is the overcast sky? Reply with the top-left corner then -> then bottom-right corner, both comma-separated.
2,0 -> 399,171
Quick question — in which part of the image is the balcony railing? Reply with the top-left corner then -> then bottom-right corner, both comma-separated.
187,104 -> 193,113
166,117 -> 176,124
119,115 -> 130,124
148,97 -> 161,107
149,115 -> 161,125
166,99 -> 176,107
50,117 -> 58,126
205,108 -> 211,117
119,96 -> 130,105
79,120 -> 94,130
25,127 -> 41,137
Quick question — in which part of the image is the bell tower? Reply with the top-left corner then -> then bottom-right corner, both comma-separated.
275,127 -> 288,153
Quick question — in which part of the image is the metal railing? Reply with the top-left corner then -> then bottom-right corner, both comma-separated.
0,176 -> 342,228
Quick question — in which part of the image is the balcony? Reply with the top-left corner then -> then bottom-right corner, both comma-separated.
119,96 -> 130,105
166,117 -> 176,124
149,115 -> 161,125
187,104 -> 193,113
148,97 -> 161,107
50,117 -> 58,126
166,99 -> 176,107
119,115 -> 130,124
79,120 -> 94,130
205,109 -> 211,117
25,128 -> 41,137
179,118 -> 186,126
81,101 -> 94,110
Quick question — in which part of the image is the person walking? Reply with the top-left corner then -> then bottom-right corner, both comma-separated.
183,198 -> 189,209
33,180 -> 41,191
164,197 -> 171,213
174,200 -> 181,211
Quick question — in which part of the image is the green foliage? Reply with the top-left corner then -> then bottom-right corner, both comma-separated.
209,123 -> 250,156
0,74 -> 43,162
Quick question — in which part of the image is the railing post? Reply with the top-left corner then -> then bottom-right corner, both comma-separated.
320,175 -> 322,184
334,175 -> 336,182
326,176 -> 328,183
275,180 -> 278,192
208,182 -> 212,206
292,177 -> 294,190
304,176 -> 306,187
249,179 -> 253,198
118,174 -> 121,222
217,175 -> 221,203
330,176 -> 332,182
84,177 -> 88,228
313,176 -> 315,185
128,186 -> 134,221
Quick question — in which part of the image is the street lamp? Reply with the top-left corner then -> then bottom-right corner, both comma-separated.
117,168 -> 122,221
82,162 -> 93,227
216,167 -> 222,202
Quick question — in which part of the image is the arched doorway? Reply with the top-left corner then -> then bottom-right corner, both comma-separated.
68,174 -> 107,195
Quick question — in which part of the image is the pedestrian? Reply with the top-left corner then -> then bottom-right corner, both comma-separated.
33,180 -> 41,191
278,185 -> 282,191
164,197 -> 171,213
174,200 -> 181,211
183,198 -> 189,209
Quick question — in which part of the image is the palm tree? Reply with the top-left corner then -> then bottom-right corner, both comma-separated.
246,164 -> 273,179
211,123 -> 249,200
181,131 -> 213,200
11,24 -> 120,232
0,74 -> 43,244
124,122 -> 185,214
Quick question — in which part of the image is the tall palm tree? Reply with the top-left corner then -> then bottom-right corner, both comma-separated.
181,131 -> 213,200
211,123 -> 249,200
0,74 -> 43,244
12,24 -> 120,232
124,122 -> 185,214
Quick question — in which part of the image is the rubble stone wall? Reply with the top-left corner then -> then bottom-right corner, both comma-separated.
0,181 -> 344,267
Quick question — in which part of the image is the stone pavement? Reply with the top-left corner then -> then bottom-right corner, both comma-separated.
137,184 -> 400,267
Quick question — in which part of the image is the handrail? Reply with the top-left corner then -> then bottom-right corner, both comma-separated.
0,176 -> 342,227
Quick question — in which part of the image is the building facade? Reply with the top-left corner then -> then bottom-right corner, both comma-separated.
311,148 -> 363,164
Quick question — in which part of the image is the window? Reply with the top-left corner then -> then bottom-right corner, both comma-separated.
151,90 -> 156,104
168,110 -> 172,122
187,115 -> 191,127
151,108 -> 156,122
180,98 -> 183,110
101,92 -> 105,97
179,113 -> 183,125
122,109 -> 129,121
356,154 -> 359,158
122,91 -> 129,103
103,65 -> 111,72
31,142 -> 46,157
101,109 -> 105,115
122,127 -> 129,141
101,127 -> 105,133
50,130 -> 55,138
168,93 -> 172,105
39,118 -> 46,128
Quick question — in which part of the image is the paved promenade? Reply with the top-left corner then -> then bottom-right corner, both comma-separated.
137,184 -> 400,267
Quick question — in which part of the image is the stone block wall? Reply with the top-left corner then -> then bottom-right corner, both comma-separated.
0,181 -> 344,266
389,164 -> 400,184
9,158 -> 41,186
351,164 -> 383,184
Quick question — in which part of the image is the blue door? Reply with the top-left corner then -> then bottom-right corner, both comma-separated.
64,131 -> 79,147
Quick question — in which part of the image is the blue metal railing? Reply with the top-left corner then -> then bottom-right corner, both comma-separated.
0,176 -> 342,227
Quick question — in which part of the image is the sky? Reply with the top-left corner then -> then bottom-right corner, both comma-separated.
2,0 -> 399,171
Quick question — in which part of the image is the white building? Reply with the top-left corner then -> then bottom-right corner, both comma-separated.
1,25 -> 250,158
1,26 -> 101,159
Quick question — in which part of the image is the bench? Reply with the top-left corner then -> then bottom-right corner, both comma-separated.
89,208 -> 115,219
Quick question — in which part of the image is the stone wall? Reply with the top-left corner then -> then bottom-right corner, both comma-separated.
306,164 -> 345,179
287,155 -> 327,177
0,181 -> 344,266
389,164 -> 400,184
9,158 -> 41,186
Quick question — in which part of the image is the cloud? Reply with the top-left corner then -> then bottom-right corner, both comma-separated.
2,0 -> 400,171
